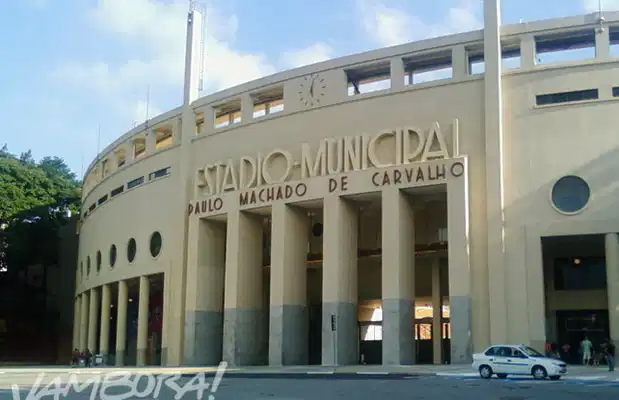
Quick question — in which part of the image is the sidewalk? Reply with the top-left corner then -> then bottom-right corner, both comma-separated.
0,363 -> 614,378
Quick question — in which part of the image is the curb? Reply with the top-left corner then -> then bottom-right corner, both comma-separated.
177,371 -> 424,379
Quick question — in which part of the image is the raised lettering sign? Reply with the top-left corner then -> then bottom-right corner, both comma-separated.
196,120 -> 459,196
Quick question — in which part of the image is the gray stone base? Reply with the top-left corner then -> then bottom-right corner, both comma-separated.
161,347 -> 168,366
382,298 -> 414,365
184,310 -> 224,365
137,348 -> 147,366
269,305 -> 308,365
322,302 -> 358,365
223,307 -> 267,366
115,350 -> 125,367
450,295 -> 473,364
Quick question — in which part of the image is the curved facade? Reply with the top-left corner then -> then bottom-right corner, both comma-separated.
73,3 -> 619,367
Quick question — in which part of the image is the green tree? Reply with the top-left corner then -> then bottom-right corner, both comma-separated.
0,147 -> 81,274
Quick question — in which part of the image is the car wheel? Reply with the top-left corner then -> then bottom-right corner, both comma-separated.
549,376 -> 561,380
479,365 -> 493,379
532,366 -> 547,380
497,374 -> 508,379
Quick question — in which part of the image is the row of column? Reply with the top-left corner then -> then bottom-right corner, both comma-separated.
184,182 -> 471,366
73,276 -> 150,366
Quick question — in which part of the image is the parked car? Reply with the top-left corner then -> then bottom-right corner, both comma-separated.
472,344 -> 567,380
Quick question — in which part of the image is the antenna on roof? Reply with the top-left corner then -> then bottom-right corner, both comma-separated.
96,124 -> 101,162
597,0 -> 605,32
145,84 -> 150,128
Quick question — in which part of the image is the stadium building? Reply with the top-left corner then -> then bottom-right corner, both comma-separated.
73,0 -> 619,366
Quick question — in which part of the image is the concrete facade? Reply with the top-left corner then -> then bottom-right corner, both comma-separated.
73,2 -> 619,366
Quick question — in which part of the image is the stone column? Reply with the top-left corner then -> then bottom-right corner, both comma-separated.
137,276 -> 151,366
595,20 -> 610,60
99,284 -> 111,361
184,218 -> 226,365
447,162 -> 473,364
223,211 -> 266,366
520,34 -> 536,69
116,280 -> 128,366
381,188 -> 415,365
605,233 -> 619,347
269,203 -> 310,366
73,296 -> 81,350
432,257 -> 443,365
322,196 -> 358,366
80,291 -> 89,351
87,288 -> 99,352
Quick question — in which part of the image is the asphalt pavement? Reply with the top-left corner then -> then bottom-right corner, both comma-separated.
3,373 -> 619,399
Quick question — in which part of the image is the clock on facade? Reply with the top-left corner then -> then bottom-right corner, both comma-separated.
298,73 -> 326,107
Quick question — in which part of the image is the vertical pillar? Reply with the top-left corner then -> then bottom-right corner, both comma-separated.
87,288 -> 99,352
241,93 -> 253,123
381,188 -> 415,365
161,272 -> 171,365
451,45 -> 467,79
390,57 -> 405,90
269,203 -> 310,366
484,0 -> 507,346
223,211 -> 266,366
520,34 -> 536,69
146,130 -> 157,154
447,160 -> 473,363
432,257 -> 443,365
137,276 -> 151,366
605,233 -> 619,347
80,291 -> 89,350
184,218 -> 226,365
116,280 -> 128,366
595,21 -> 610,60
322,196 -> 358,366
73,296 -> 81,350
99,284 -> 111,360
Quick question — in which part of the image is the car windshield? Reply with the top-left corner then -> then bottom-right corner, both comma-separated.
520,346 -> 544,357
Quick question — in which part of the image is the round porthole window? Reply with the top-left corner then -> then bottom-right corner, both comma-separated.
551,175 -> 590,214
86,256 -> 91,276
110,245 -> 117,268
127,238 -> 137,263
150,231 -> 162,258
96,251 -> 102,273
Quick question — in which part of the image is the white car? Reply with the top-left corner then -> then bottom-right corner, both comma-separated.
472,344 -> 567,380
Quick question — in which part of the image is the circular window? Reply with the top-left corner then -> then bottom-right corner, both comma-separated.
127,238 -> 137,263
150,232 -> 162,258
551,175 -> 590,214
109,245 -> 117,268
96,251 -> 102,273
86,256 -> 91,276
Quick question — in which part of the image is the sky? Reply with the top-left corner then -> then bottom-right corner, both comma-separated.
0,0 -> 615,178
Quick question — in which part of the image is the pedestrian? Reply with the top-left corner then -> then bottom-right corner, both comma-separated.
580,336 -> 593,365
604,339 -> 615,372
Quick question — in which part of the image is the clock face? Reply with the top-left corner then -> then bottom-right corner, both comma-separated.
298,73 -> 326,107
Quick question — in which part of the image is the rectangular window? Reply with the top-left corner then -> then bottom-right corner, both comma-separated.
613,87 -> 619,97
149,167 -> 170,180
214,101 -> 242,129
346,62 -> 391,96
155,130 -> 173,149
127,176 -> 145,189
536,89 -> 598,106
553,257 -> 606,290
111,185 -> 124,197
88,203 -> 96,212
97,194 -> 108,205
403,52 -> 452,85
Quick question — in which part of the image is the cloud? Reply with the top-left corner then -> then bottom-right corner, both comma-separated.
357,0 -> 482,48
279,43 -> 335,69
584,0 -> 619,12
51,0 -> 278,128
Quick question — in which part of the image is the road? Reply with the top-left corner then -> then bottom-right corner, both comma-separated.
2,374 -> 619,399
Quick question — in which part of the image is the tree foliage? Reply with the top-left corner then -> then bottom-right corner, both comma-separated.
0,144 -> 81,275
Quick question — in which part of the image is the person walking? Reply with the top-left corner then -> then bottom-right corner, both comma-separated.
580,336 -> 593,365
604,339 -> 615,372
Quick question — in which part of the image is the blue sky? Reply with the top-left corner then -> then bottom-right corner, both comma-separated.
0,0 -> 612,177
